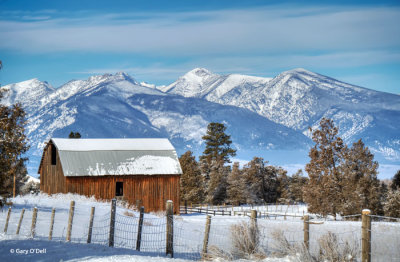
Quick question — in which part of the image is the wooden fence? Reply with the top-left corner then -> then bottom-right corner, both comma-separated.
0,202 -> 386,262
180,205 -> 305,220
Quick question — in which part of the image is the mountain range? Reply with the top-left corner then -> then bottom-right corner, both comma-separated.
1,68 -> 399,178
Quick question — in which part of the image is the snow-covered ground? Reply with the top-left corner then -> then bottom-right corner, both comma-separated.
1,194 -> 399,261
0,194 -> 297,261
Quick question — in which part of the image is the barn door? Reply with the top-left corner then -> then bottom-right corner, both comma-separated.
116,182 -> 123,197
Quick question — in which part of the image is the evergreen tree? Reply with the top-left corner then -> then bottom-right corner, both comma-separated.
200,122 -> 236,204
242,157 -> 266,204
0,93 -> 29,196
304,118 -> 346,217
69,131 -> 81,138
263,165 -> 280,203
384,189 -> 400,218
1,62 -> 29,197
391,170 -> 400,191
380,181 -> 389,207
200,122 -> 236,164
227,162 -> 246,205
242,157 -> 279,204
206,159 -> 229,204
304,118 -> 384,217
276,169 -> 289,203
340,139 -> 382,215
179,151 -> 205,203
287,170 -> 308,203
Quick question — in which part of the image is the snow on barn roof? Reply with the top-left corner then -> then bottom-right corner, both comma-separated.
44,138 -> 182,176
52,138 -> 175,151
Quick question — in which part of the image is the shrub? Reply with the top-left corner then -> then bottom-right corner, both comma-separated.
271,229 -> 358,262
317,231 -> 358,262
230,220 -> 265,259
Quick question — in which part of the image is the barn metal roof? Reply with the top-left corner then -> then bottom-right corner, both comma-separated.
49,138 -> 182,176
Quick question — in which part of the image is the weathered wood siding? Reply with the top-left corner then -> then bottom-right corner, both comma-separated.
66,175 -> 180,214
40,143 -> 66,194
39,142 -> 180,213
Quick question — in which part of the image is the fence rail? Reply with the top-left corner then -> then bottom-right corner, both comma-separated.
180,205 -> 305,220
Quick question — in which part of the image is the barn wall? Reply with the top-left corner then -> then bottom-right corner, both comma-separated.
39,143 -> 66,194
65,175 -> 181,214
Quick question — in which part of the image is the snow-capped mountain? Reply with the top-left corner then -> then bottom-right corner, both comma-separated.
2,68 -> 399,175
1,78 -> 54,109
165,68 -> 400,161
1,72 -> 311,175
163,68 -> 272,99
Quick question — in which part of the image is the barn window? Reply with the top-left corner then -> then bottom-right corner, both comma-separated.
116,182 -> 123,196
51,144 -> 57,165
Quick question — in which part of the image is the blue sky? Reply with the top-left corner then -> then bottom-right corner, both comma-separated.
0,0 -> 399,94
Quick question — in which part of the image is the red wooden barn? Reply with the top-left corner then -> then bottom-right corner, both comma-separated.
38,138 -> 182,213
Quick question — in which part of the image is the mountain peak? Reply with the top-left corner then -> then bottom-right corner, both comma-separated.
115,71 -> 129,78
86,72 -> 137,86
186,68 -> 214,77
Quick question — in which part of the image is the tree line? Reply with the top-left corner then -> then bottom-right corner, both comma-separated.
179,122 -> 308,206
180,120 -> 400,218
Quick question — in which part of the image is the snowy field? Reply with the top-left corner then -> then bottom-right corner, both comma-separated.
1,194 -> 399,261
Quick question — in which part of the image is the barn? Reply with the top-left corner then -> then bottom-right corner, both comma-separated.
38,138 -> 182,213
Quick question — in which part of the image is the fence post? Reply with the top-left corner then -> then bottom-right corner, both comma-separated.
136,206 -> 144,251
304,215 -> 309,251
87,207 -> 95,244
202,215 -> 212,257
362,209 -> 371,262
3,207 -> 11,233
66,201 -> 75,242
31,207 -> 38,238
184,200 -> 187,215
251,210 -> 257,226
251,210 -> 257,220
48,208 -> 55,240
166,200 -> 174,258
16,208 -> 25,235
109,199 -> 116,247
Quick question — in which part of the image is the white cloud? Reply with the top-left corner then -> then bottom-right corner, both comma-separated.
0,6 -> 399,56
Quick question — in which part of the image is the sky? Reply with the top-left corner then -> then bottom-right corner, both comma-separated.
0,0 -> 399,94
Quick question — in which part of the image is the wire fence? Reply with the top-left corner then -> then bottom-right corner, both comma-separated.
1,202 -> 400,261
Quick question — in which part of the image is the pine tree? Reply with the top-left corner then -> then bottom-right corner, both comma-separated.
277,169 -> 289,203
227,162 -> 246,205
0,99 -> 29,197
340,139 -> 382,215
242,157 -> 266,204
380,181 -> 389,207
391,170 -> 400,191
200,122 -> 236,164
263,165 -> 280,203
200,122 -> 236,204
384,189 -> 400,218
0,62 -> 29,197
287,170 -> 308,203
241,157 -> 279,204
304,118 -> 384,217
69,131 -> 81,138
304,118 -> 346,217
179,151 -> 205,204
206,159 -> 229,204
